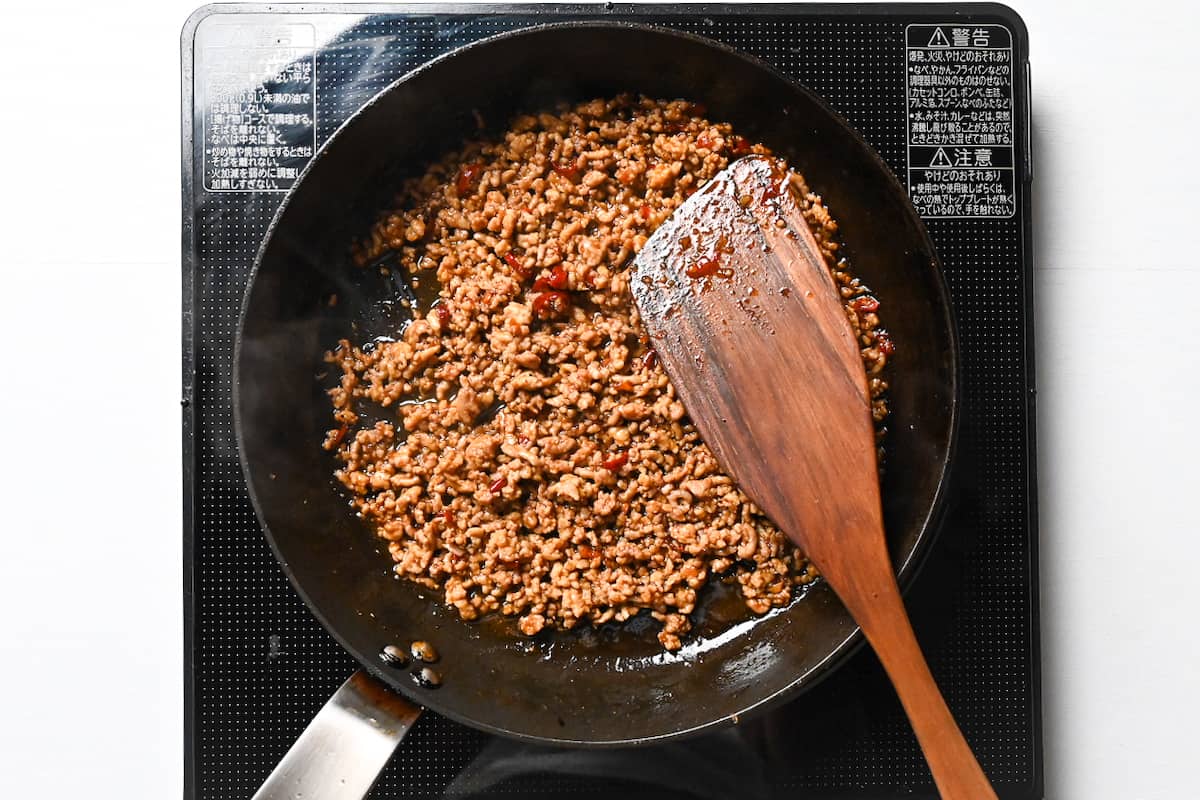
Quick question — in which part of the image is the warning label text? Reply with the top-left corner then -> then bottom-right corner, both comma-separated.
200,24 -> 316,192
905,24 -> 1016,219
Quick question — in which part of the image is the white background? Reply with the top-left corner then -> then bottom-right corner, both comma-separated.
0,1 -> 1195,797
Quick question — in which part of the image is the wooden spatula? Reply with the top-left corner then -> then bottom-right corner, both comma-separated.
631,155 -> 996,800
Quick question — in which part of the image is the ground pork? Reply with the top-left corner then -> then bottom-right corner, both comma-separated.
324,96 -> 892,650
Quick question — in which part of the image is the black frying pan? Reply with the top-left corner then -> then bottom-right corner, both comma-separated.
234,19 -> 957,784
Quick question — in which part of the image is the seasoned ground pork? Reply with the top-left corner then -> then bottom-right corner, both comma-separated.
324,96 -> 891,650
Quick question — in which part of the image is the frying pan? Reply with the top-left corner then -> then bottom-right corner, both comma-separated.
234,21 -> 958,798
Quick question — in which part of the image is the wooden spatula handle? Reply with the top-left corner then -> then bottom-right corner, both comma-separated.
833,554 -> 998,800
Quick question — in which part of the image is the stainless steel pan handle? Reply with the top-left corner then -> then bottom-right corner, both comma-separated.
252,671 -> 423,800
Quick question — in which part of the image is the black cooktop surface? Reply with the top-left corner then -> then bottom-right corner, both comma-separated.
182,5 -> 1039,798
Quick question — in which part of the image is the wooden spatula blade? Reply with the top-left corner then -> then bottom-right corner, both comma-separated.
631,155 -> 880,560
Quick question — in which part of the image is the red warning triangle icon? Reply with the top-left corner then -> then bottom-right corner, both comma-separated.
930,147 -> 953,167
928,27 -> 951,47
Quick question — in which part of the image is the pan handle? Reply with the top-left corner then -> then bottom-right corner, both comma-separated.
252,671 -> 423,800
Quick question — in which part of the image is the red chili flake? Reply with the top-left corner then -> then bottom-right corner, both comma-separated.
579,545 -> 598,559
695,133 -> 714,150
686,257 -> 721,279
456,162 -> 484,195
441,509 -> 455,526
553,160 -> 580,181
729,135 -> 752,155
876,331 -> 896,357
503,251 -> 530,279
328,424 -> 350,449
602,452 -> 629,471
641,349 -> 658,369
686,102 -> 708,117
489,477 -> 508,494
517,435 -> 530,445
435,304 -> 450,326
532,290 -> 571,320
615,379 -> 634,392
761,178 -> 786,201
851,296 -> 880,314
638,203 -> 652,220
683,186 -> 697,198
547,264 -> 569,290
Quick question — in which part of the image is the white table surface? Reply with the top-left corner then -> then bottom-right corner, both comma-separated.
0,1 -> 1194,797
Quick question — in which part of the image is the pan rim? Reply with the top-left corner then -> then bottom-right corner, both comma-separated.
233,18 -> 961,748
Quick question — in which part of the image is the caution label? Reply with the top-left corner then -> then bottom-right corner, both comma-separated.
199,23 -> 316,192
905,24 -> 1016,218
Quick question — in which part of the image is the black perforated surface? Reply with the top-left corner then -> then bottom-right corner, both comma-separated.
182,5 -> 1039,798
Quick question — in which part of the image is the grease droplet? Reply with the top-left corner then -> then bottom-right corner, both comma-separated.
380,644 -> 409,667
412,666 -> 442,688
410,640 -> 439,663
